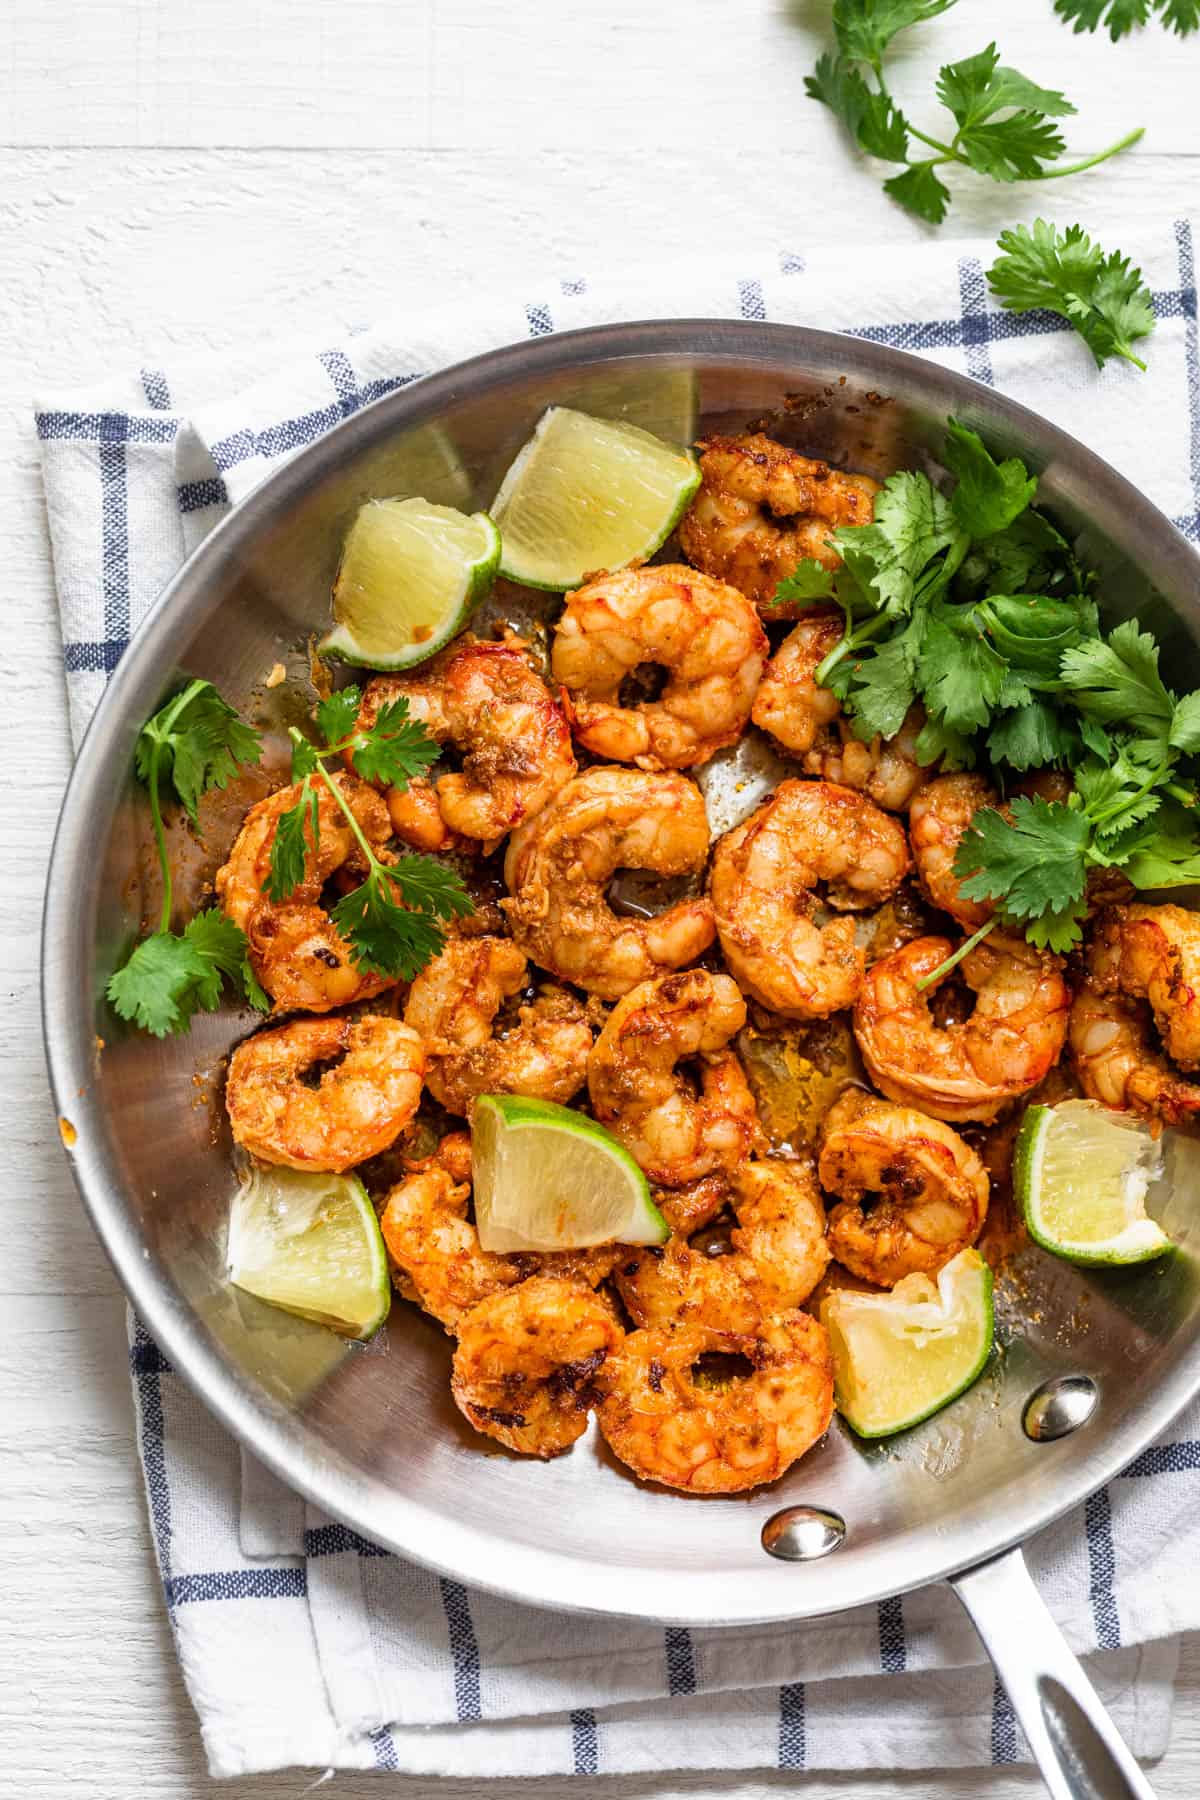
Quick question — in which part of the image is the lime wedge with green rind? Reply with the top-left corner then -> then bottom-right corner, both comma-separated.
1014,1098 -> 1171,1267
472,1094 -> 668,1252
490,406 -> 700,590
821,1249 -> 994,1439
321,496 -> 500,670
227,1165 -> 391,1339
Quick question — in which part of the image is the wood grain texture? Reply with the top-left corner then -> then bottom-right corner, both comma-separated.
5,0 -> 1200,1791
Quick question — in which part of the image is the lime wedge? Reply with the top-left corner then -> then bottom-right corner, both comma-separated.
472,1094 -> 668,1252
821,1249 -> 994,1439
227,1165 -> 391,1339
490,406 -> 701,590
320,496 -> 500,670
1014,1098 -> 1171,1266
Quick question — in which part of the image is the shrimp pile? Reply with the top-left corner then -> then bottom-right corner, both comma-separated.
216,417 -> 1195,1499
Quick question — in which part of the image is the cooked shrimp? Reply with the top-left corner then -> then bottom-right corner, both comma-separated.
226,1015 -> 424,1172
404,936 -> 591,1114
654,1172 -> 730,1236
678,432 -> 878,612
451,1276 -> 624,1457
854,933 -> 1070,1123
817,1087 -> 989,1286
1088,903 -> 1200,1070
217,771 -> 396,1011
909,773 -> 1000,929
350,639 -> 575,849
588,969 -> 759,1186
596,1311 -> 834,1493
1068,988 -> 1200,1125
381,1157 -> 521,1331
551,564 -> 766,769
710,779 -> 910,1018
616,1158 -> 830,1328
749,611 -> 844,752
502,766 -> 715,999
801,707 -> 930,813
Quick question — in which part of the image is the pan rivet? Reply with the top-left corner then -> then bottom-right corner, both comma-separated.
1022,1374 -> 1098,1443
761,1505 -> 846,1562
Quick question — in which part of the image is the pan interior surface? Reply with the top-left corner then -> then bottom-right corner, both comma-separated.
43,322 -> 1200,1625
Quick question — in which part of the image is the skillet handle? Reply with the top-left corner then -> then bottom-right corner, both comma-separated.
950,1547 -> 1157,1800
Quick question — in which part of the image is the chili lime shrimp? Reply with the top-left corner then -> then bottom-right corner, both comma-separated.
817,1088 -> 989,1286
588,970 -> 759,1186
1088,903 -> 1200,1070
216,771 -> 396,1011
654,1172 -> 730,1236
854,933 -> 1070,1123
616,1158 -> 830,1329
749,611 -> 844,751
350,638 -> 575,849
551,564 -> 766,769
404,936 -> 591,1114
451,1276 -> 624,1457
380,1142 -> 620,1333
710,779 -> 910,1019
1068,988 -> 1200,1125
909,774 -> 1000,929
678,433 -> 878,613
596,1311 -> 833,1493
749,613 -> 928,808
226,1015 -> 424,1172
801,707 -> 930,812
502,766 -> 715,999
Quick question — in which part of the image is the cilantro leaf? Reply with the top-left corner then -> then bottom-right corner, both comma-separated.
1170,689 -> 1200,752
882,161 -> 952,225
954,796 -> 1092,927
106,911 -> 260,1038
265,783 -> 319,903
838,470 -> 961,615
914,713 -> 976,770
1120,800 -> 1200,886
935,44 -> 1075,129
1073,742 -> 1168,837
330,859 -> 472,981
1059,619 -> 1175,738
844,635 -> 918,740
135,679 -> 263,825
922,604 -> 1008,730
770,560 -> 842,612
955,508 -> 1080,602
347,697 -> 441,789
315,687 -> 363,746
987,699 -> 1077,769
1055,0 -> 1196,37
986,221 -> 1155,371
942,420 -> 1038,538
832,0 -> 959,65
805,54 -> 910,161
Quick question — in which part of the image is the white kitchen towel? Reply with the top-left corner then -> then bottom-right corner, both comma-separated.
38,226 -> 1200,1780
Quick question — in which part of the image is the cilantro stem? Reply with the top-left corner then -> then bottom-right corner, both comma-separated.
1028,127 -> 1144,180
146,740 -> 173,936
310,752 -> 383,878
915,917 -> 998,992
815,614 -> 892,687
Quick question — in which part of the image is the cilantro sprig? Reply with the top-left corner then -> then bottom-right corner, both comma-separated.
805,3 -> 1143,225
106,680 -> 269,1037
769,423 -> 1200,956
267,687 -> 473,978
953,624 -> 1200,951
1054,0 -> 1198,40
986,221 -> 1156,372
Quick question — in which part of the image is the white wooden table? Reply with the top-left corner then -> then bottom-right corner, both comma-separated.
5,2 -> 1200,1792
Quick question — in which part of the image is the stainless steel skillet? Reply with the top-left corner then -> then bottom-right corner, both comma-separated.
42,321 -> 1200,1799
